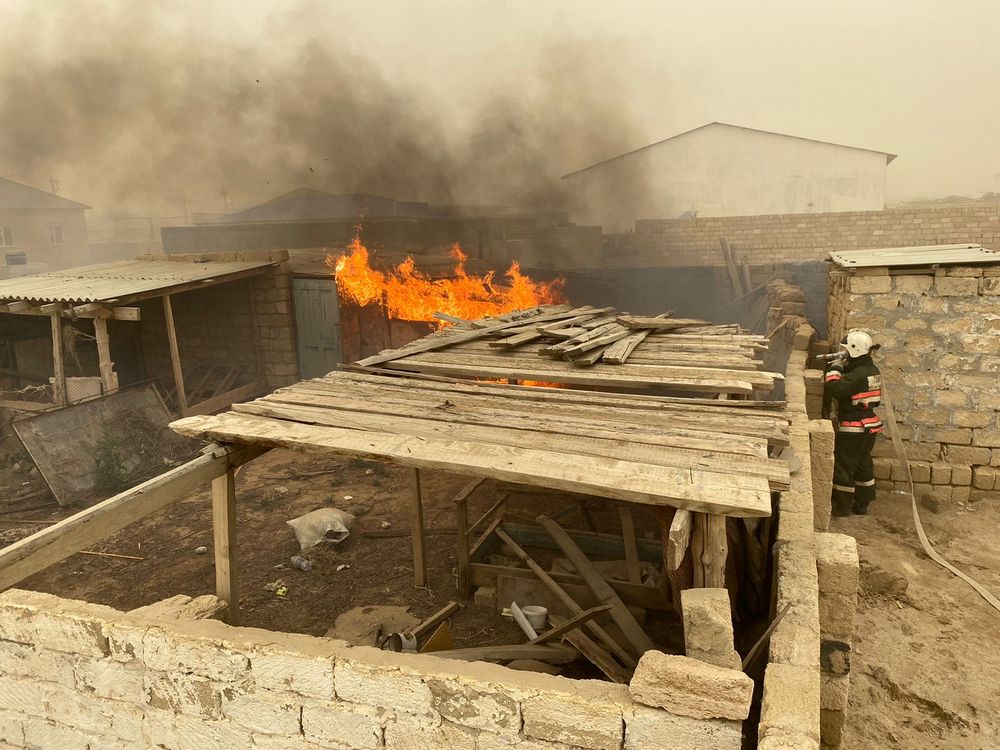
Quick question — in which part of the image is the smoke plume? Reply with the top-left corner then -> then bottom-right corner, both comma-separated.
0,1 -> 643,218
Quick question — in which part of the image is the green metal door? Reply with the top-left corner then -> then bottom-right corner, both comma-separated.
292,278 -> 341,379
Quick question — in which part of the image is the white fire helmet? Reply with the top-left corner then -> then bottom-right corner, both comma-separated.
841,329 -> 874,358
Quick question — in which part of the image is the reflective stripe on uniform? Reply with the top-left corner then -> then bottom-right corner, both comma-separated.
825,371 -> 843,382
833,483 -> 855,493
855,478 -> 876,487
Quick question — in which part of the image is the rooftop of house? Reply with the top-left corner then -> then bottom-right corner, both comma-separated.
0,177 -> 90,212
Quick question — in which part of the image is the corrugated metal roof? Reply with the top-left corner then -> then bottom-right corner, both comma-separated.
0,259 -> 275,304
829,244 -> 1000,269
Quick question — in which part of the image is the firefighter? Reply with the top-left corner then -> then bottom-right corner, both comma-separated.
825,329 -> 883,516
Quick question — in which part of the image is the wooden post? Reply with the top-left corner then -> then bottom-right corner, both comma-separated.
691,512 -> 706,587
212,467 -> 240,626
703,513 -> 728,588
50,313 -> 66,406
618,506 -> 642,584
162,295 -> 188,416
93,317 -> 119,394
410,468 -> 427,587
455,494 -> 471,600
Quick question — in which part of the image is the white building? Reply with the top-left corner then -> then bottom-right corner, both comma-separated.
562,122 -> 896,232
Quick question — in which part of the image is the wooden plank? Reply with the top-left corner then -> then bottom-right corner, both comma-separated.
469,494 -> 507,536
185,380 -> 266,418
536,515 -> 655,656
413,601 -> 460,638
0,444 -> 263,591
489,330 -> 543,349
163,295 -> 188,416
93,317 -> 118,394
528,605 -> 612,645
560,327 -> 632,356
602,330 -> 651,364
410,468 -> 427,587
667,508 -> 693,571
186,409 -> 773,516
50,313 -> 66,406
502,522 -> 662,564
566,346 -> 607,367
494,527 -> 637,668
692,513 -> 706,587
618,507 -> 642,584
704,513 -> 728,588
211,467 -> 240,625
549,614 -> 632,683
355,306 -> 590,367
455,494 -> 471,600
616,316 -> 710,330
428,644 -> 579,664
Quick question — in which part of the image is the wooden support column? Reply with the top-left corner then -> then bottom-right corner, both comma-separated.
212,466 -> 240,625
703,513 -> 729,588
50,313 -> 67,406
618,506 -> 642,584
455,494 -> 471,600
93,317 -> 119,395
410,468 -> 427,587
692,512 -> 706,587
162,295 -> 188,416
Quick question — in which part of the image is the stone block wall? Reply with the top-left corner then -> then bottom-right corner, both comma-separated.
828,264 -> 1000,504
0,589 -> 745,750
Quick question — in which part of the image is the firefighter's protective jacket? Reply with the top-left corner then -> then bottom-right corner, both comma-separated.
824,353 -> 883,434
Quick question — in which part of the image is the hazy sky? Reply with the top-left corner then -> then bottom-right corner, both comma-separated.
2,0 -> 998,215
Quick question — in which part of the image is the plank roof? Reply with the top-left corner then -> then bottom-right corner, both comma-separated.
0,258 -> 277,304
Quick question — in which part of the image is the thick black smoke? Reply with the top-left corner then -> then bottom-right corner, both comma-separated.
0,1 -> 643,217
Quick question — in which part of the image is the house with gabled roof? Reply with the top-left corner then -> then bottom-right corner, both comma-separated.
0,177 -> 90,276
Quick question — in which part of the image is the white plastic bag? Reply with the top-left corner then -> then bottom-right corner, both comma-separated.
287,508 -> 355,551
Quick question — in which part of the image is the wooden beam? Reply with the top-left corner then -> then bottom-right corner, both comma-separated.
618,506 -> 642,584
429,644 -> 578,664
93,317 -> 119,394
163,294 -> 188,416
50,313 -> 66,406
212,467 -> 240,626
455,493 -> 471,600
536,515 -> 656,657
548,613 -> 631,683
410,468 -> 427,587
692,513 -> 706,587
5,301 -> 30,312
413,601 -> 460,639
184,379 -> 266,418
494,526 -> 637,668
40,302 -> 65,314
667,509 -> 693,571
528,604 -> 612,645
0,444 -> 263,591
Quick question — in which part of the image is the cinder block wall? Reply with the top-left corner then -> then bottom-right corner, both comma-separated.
0,589 -> 744,750
828,265 -> 1000,505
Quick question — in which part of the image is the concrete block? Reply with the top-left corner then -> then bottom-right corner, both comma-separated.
623,703 -> 741,750
145,711 -> 253,750
820,672 -> 850,712
629,651 -> 752,721
819,640 -> 851,676
950,465 -> 973,485
145,670 -> 225,720
943,445 -> 991,465
106,621 -> 249,682
973,466 -> 996,490
821,708 -> 846,747
0,590 -> 115,658
680,589 -> 740,670
473,587 -> 497,610
74,658 -> 144,703
0,711 -> 23,747
223,692 -> 302,735
250,648 -> 336,699
872,457 -> 892,480
384,717 -> 477,750
0,641 -> 76,689
302,701 -> 384,749
953,485 -> 972,503
930,463 -> 952,485
894,275 -> 933,294
934,277 -> 979,296
335,657 -> 433,716
43,683 -> 144,743
770,541 -> 821,669
909,462 -> 931,483
521,689 -> 624,750
758,662 -> 821,748
849,276 -> 891,294
809,420 -> 835,531
23,718 -> 89,750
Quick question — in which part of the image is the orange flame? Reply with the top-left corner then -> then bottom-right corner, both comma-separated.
329,235 -> 566,325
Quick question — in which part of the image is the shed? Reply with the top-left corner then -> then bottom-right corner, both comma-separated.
0,252 -> 297,416
827,243 -> 1000,507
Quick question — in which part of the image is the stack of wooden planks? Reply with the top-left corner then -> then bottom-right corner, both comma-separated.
355,305 -> 782,397
172,368 -> 791,515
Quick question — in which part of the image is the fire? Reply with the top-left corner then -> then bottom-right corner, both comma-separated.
329,235 -> 566,325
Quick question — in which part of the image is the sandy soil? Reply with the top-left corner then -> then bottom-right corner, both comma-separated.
833,492 -> 1000,749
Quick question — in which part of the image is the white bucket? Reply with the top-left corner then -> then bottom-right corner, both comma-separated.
521,605 -> 548,631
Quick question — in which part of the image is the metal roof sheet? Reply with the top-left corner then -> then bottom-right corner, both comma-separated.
0,259 -> 275,304
829,244 -> 1000,269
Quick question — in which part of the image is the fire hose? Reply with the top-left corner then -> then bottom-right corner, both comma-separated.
880,388 -> 1000,614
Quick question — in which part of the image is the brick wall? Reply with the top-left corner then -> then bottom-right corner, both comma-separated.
0,589 -> 744,750
828,265 -> 1000,505
605,203 -> 1000,269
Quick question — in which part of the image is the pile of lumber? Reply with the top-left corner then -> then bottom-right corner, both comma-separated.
354,305 -> 781,397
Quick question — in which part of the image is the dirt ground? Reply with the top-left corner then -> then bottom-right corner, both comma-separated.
4,448 -> 684,680
833,491 -> 1000,749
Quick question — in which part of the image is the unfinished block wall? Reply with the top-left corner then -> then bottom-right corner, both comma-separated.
828,265 -> 1000,505
0,589 -> 746,750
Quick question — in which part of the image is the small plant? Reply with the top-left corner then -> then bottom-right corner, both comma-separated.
94,426 -> 127,494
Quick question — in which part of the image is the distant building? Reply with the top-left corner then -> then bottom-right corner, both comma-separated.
0,178 -> 90,276
562,122 -> 897,231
